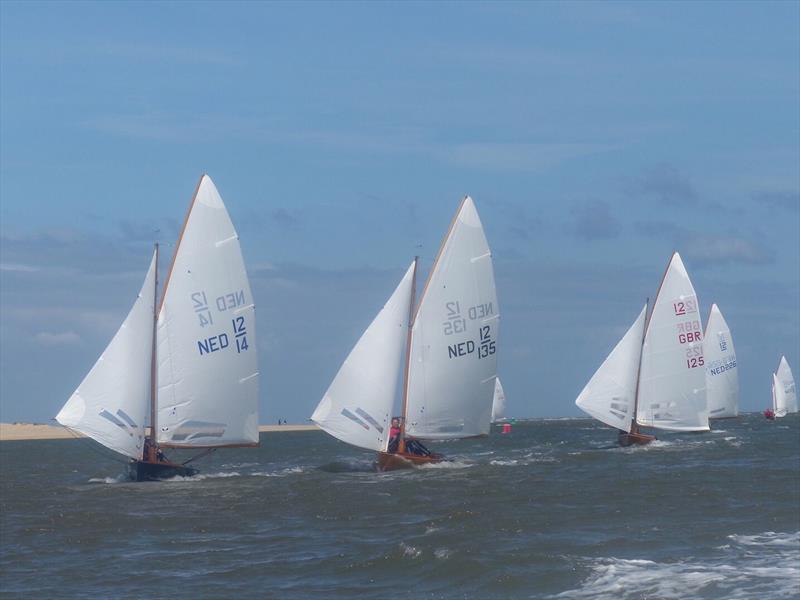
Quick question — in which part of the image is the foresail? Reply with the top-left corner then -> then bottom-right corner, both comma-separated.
491,377 -> 506,423
773,373 -> 787,417
311,262 -> 415,452
775,356 -> 797,414
637,253 -> 709,431
704,304 -> 739,419
575,304 -> 646,431
56,251 -> 156,460
156,175 -> 259,447
405,197 -> 498,439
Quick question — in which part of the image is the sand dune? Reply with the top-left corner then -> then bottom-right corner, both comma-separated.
0,423 -> 318,441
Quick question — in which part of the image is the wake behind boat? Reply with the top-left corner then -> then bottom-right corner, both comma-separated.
575,252 -> 709,446
312,196 -> 499,471
56,175 -> 259,481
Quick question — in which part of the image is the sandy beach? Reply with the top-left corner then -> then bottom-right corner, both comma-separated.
0,423 -> 318,441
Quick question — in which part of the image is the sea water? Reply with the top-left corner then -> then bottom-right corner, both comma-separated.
1,413 -> 798,599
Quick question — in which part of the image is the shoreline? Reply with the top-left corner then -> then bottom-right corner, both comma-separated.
0,423 -> 318,442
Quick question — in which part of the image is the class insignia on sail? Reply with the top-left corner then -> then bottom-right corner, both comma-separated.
56,175 -> 259,481
312,196 -> 500,471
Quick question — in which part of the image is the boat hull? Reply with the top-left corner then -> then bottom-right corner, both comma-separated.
376,451 -> 444,472
128,460 -> 198,481
618,430 -> 656,447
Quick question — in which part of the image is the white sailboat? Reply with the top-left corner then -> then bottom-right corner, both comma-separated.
491,378 -> 506,423
575,252 -> 709,446
704,304 -> 739,419
57,175 -> 259,480
312,196 -> 499,470
771,356 -> 797,418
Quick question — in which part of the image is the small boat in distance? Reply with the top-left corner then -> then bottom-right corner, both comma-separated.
575,252 -> 709,446
491,378 -> 506,424
768,356 -> 797,419
312,197 -> 499,470
704,304 -> 739,419
56,175 -> 259,480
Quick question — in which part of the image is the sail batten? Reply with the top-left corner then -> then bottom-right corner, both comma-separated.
311,262 -> 416,452
56,251 -> 157,460
405,197 -> 499,439
156,175 -> 259,447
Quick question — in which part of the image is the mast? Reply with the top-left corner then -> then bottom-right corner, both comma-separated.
398,256 -> 418,450
400,198 -> 466,434
148,242 -> 159,458
630,298 -> 649,434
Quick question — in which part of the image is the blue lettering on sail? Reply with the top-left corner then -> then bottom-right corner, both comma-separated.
198,333 -> 230,355
216,290 -> 247,312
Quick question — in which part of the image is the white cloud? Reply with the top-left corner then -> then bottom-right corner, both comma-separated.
34,331 -> 82,347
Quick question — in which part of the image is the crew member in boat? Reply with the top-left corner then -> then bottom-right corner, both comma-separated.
143,438 -> 168,463
388,418 -> 402,452
387,417 -> 433,456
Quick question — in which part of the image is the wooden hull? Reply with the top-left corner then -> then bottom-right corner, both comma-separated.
618,430 -> 656,447
128,460 -> 198,481
376,451 -> 444,472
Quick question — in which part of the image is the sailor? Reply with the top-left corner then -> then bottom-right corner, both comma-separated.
388,417 -> 402,453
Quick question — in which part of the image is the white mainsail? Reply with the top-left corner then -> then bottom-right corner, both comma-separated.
773,373 -> 787,417
491,377 -> 506,423
312,262 -> 416,452
156,175 -> 259,447
704,304 -> 739,419
56,251 -> 156,460
405,197 -> 499,439
775,356 -> 797,415
575,304 -> 647,431
637,252 -> 709,431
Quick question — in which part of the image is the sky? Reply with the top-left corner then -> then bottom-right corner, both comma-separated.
1,1 -> 798,424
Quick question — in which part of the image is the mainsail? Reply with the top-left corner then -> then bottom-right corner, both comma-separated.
56,251 -> 157,459
704,304 -> 739,419
491,377 -> 506,423
773,373 -> 787,417
575,304 -> 647,431
637,253 -> 709,431
311,262 -> 416,452
156,175 -> 259,447
775,356 -> 797,415
405,197 -> 499,439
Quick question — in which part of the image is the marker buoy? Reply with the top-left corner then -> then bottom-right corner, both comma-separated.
502,423 -> 512,434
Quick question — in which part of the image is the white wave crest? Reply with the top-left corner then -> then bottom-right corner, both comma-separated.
553,531 -> 800,600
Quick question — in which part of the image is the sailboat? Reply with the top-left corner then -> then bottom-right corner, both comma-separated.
769,356 -> 797,418
56,175 -> 259,480
311,196 -> 499,470
704,304 -> 739,419
575,252 -> 709,446
491,378 -> 506,423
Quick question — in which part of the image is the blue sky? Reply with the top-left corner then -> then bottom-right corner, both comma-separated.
1,1 -> 798,424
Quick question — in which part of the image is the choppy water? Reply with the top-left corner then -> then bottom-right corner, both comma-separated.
1,414 -> 798,599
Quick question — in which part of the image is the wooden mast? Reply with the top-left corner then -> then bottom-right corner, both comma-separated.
397,256 -> 419,452
148,242 -> 159,462
630,297 -> 649,434
397,197 -> 467,449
